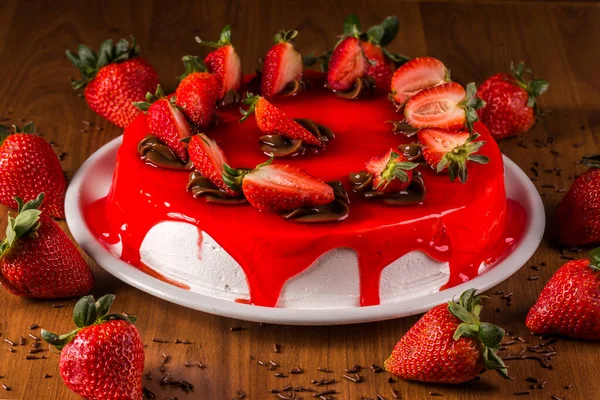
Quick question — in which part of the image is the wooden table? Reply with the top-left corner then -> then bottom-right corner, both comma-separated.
0,0 -> 599,399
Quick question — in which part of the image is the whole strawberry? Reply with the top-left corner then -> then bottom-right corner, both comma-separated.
555,155 -> 600,246
385,289 -> 509,383
526,249 -> 600,340
42,295 -> 144,400
134,85 -> 192,162
0,123 -> 66,218
477,62 -> 549,140
196,25 -> 243,105
0,193 -> 94,298
67,37 -> 159,129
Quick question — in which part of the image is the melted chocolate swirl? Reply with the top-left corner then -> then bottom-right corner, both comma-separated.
349,171 -> 426,205
138,135 -> 193,171
333,76 -> 376,100
280,181 -> 350,223
186,171 -> 247,205
259,118 -> 335,157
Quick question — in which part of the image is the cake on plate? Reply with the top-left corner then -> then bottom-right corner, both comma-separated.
83,20 -> 525,308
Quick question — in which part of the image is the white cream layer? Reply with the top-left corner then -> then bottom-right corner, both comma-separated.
108,221 -> 486,308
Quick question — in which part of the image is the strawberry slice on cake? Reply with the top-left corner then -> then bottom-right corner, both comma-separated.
390,56 -> 450,107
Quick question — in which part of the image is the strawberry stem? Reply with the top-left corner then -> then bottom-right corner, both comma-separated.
41,294 -> 136,351
448,289 -> 510,380
195,24 -> 233,48
588,248 -> 600,272
510,62 -> 549,108
459,82 -> 486,133
0,193 -> 45,258
436,133 -> 489,184
239,93 -> 261,122
273,30 -> 298,44
180,55 -> 207,81
580,155 -> 600,169
132,85 -> 167,111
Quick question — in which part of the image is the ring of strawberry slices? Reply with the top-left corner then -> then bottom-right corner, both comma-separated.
128,19 -> 492,223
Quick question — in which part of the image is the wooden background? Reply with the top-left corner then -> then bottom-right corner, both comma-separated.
0,0 -> 599,399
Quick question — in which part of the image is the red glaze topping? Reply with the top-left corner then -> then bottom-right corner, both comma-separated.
84,72 -> 525,308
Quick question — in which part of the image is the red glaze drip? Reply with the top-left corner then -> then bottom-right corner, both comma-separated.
84,72 -> 525,307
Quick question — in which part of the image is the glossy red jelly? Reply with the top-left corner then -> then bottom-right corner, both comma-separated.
84,72 -> 525,307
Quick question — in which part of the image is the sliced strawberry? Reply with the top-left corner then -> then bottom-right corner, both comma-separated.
418,128 -> 489,183
391,57 -> 449,106
134,85 -> 192,162
365,148 -> 418,193
223,160 -> 334,212
188,134 -> 238,196
197,25 -> 243,102
327,34 -> 369,92
240,94 -> 321,147
404,82 -> 485,132
361,42 -> 395,92
261,30 -> 303,98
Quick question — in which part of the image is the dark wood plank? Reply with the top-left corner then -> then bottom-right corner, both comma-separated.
0,0 -> 598,399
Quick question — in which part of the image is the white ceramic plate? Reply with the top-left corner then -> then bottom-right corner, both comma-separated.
66,136 -> 545,326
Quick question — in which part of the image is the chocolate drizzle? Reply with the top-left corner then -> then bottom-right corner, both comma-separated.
349,171 -> 426,205
333,77 -> 376,100
280,181 -> 349,223
138,135 -> 193,170
278,79 -> 308,97
219,89 -> 242,107
259,118 -> 335,157
386,120 -> 419,138
398,142 -> 424,162
186,171 -> 247,205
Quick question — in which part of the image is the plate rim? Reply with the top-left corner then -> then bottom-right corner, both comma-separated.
66,135 -> 546,326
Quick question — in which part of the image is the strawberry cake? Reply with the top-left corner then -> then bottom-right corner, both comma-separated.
83,20 -> 525,308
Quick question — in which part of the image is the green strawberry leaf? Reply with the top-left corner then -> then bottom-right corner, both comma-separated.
589,247 -> 600,271
73,295 -> 98,328
379,16 -> 399,47
580,155 -> 600,169
448,302 -> 478,325
367,24 -> 385,45
478,322 -> 504,349
453,322 -> 479,341
95,294 -> 116,318
303,53 -> 318,67
343,15 -> 362,37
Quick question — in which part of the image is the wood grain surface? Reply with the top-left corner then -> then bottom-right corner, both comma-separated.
0,0 -> 599,399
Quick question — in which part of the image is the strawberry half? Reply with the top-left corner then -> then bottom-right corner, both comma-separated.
196,25 -> 243,104
418,128 -> 489,183
261,30 -> 303,98
365,148 -> 418,193
188,133 -> 238,196
133,85 -> 192,162
174,56 -> 221,128
404,82 -> 485,132
241,94 -> 322,147
223,159 -> 334,212
391,57 -> 449,106
326,25 -> 369,92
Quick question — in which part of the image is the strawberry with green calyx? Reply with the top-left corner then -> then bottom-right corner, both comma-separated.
223,157 -> 335,212
365,148 -> 419,193
0,122 -> 66,218
196,25 -> 243,104
240,94 -> 323,147
261,30 -> 305,98
0,193 -> 94,298
555,155 -> 600,246
188,133 -> 239,196
477,62 -> 549,140
385,288 -> 510,383
42,294 -> 144,400
175,56 -> 221,128
326,22 -> 371,94
66,36 -> 159,129
405,82 -> 486,133
133,85 -> 192,162
526,248 -> 600,340
418,128 -> 489,183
